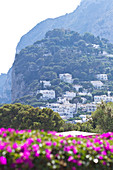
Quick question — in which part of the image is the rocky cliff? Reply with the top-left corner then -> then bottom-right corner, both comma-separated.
0,68 -> 11,104
16,0 -> 113,53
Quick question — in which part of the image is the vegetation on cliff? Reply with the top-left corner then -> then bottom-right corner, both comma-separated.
12,29 -> 113,104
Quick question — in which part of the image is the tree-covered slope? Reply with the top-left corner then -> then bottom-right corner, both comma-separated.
16,0 -> 113,53
12,29 -> 113,102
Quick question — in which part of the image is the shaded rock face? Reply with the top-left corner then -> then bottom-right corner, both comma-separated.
11,67 -> 25,102
16,0 -> 113,53
0,68 -> 12,104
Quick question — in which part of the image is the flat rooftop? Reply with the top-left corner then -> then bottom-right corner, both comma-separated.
57,131 -> 96,137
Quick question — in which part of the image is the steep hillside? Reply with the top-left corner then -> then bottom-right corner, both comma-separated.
16,0 -> 113,53
12,29 -> 113,103
0,69 -> 12,104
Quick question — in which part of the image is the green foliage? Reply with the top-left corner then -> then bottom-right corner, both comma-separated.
13,29 -> 113,103
92,102 -> 113,133
0,103 -> 64,131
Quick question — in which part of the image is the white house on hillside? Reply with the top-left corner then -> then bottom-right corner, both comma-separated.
96,74 -> 108,81
59,73 -> 73,84
63,91 -> 76,100
37,90 -> 55,100
94,95 -> 113,103
91,81 -> 104,89
40,81 -> 51,88
73,85 -> 83,92
46,101 -> 76,119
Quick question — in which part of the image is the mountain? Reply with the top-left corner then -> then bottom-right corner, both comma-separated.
0,69 -> 12,104
12,29 -> 113,105
16,0 -> 113,53
0,73 -> 7,100
2,68 -> 12,103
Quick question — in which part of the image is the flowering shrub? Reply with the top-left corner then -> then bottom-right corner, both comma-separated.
0,128 -> 113,169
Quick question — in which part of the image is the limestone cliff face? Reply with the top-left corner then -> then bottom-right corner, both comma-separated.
0,68 -> 11,104
16,0 -> 113,53
11,66 -> 26,102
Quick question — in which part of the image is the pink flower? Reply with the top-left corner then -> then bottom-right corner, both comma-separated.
68,156 -> 73,162
0,143 -> 6,150
2,133 -> 7,138
53,142 -> 57,146
60,140 -> 64,144
27,138 -> 34,145
35,152 -> 40,157
72,139 -> 76,144
32,144 -> 39,151
73,147 -> 77,154
99,155 -> 103,160
6,146 -> 12,153
93,146 -> 101,152
16,158 -> 23,164
48,131 -> 57,135
13,143 -> 18,149
23,151 -> 30,159
46,154 -> 51,160
45,149 -> 51,154
0,156 -> 7,165
41,129 -> 44,132
45,141 -> 52,146
101,151 -> 107,156
77,160 -> 82,166
72,167 -> 76,170
21,143 -> 28,151
103,161 -> 107,165
86,141 -> 93,147
64,146 -> 70,152
37,138 -> 41,143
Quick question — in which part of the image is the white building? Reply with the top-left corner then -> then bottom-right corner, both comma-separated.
46,101 -> 76,119
40,81 -> 51,88
94,95 -> 113,103
96,74 -> 108,81
86,103 -> 97,112
59,73 -> 73,84
73,85 -> 83,92
37,90 -> 55,100
80,103 -> 97,113
78,92 -> 92,96
91,81 -> 104,89
63,91 -> 76,100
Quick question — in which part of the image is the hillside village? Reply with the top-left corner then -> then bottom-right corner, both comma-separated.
11,29 -> 113,125
37,72 -> 113,123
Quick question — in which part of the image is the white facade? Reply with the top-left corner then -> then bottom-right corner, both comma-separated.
78,92 -> 92,96
85,103 -> 97,112
40,81 -> 51,88
91,81 -> 104,89
73,85 -> 83,92
63,91 -> 76,100
96,74 -> 108,81
94,95 -> 113,103
80,103 -> 97,113
46,101 -> 76,119
59,73 -> 73,84
37,90 -> 55,100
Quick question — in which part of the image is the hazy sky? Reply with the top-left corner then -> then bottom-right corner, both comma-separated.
0,0 -> 81,74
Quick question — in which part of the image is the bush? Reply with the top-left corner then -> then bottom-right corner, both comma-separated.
0,103 -> 64,131
0,128 -> 113,169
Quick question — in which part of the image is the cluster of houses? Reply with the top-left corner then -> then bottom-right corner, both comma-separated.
37,73 -> 112,123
